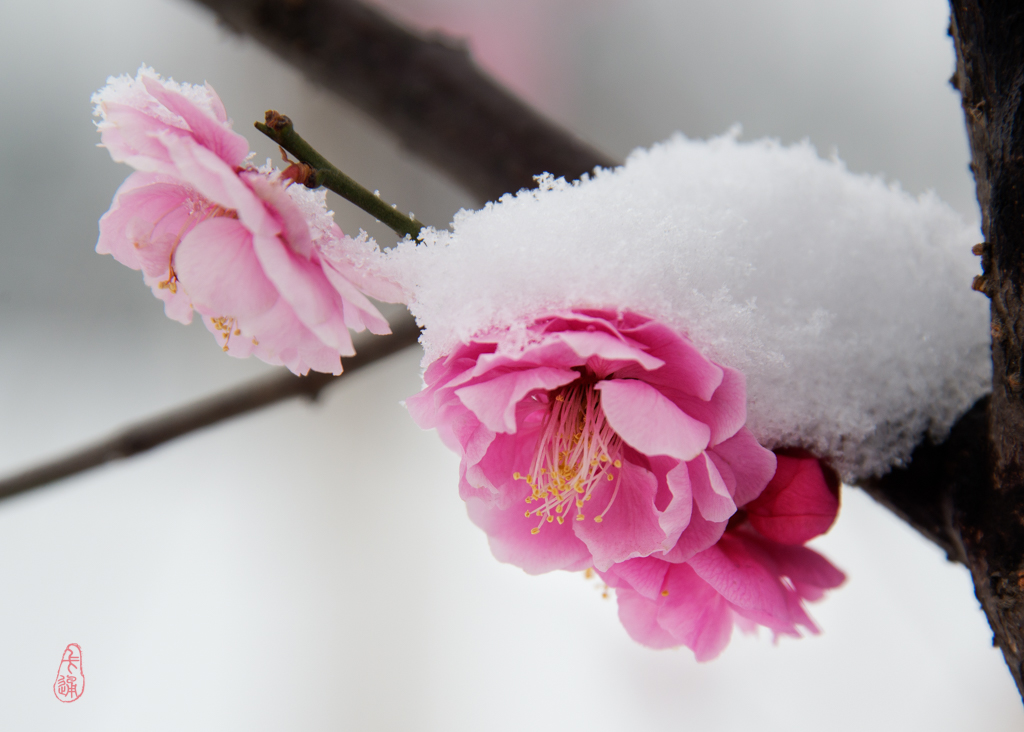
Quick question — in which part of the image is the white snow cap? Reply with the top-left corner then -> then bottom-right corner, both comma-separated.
387,132 -> 991,481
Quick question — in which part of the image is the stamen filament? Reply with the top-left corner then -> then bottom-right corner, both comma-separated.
514,380 -> 623,533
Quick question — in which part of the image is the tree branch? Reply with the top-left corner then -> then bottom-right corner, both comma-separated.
190,0 -> 616,202
1,0 -> 618,499
256,110 -> 424,239
0,314 -> 420,502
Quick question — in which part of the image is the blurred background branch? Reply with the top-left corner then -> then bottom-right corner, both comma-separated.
0,313 -> 421,501
194,0 -> 615,202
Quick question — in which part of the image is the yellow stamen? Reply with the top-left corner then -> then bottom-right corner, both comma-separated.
519,380 -> 624,534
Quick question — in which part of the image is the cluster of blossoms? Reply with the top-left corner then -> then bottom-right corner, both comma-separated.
407,310 -> 844,658
386,130 -> 989,655
95,70 -> 992,660
93,67 -> 399,374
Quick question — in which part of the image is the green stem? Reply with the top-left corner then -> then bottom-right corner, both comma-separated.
255,111 -> 423,240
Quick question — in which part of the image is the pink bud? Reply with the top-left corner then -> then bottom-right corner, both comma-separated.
743,449 -> 840,545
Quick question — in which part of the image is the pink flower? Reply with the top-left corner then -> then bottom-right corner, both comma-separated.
93,67 -> 400,374
407,309 -> 778,574
603,451 -> 844,660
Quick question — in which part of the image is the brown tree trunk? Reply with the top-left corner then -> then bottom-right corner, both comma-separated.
864,1 -> 1024,699
949,0 -> 1024,696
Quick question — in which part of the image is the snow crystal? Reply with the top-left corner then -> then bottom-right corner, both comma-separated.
386,132 -> 991,481
285,182 -> 339,247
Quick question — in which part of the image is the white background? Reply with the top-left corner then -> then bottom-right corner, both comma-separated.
0,0 -> 1021,728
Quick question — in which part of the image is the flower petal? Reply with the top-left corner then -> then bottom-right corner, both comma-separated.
689,453 -> 737,522
174,218 -> 279,317
658,508 -> 727,564
710,428 -> 777,507
657,563 -> 735,661
455,367 -> 579,433
745,453 -> 839,544
141,75 -> 250,168
614,587 -> 680,649
574,461 -> 664,570
596,379 -> 710,461
658,459 -> 693,549
664,367 -> 748,446
250,232 -> 354,356
687,533 -> 790,619
615,318 -> 724,401
466,488 -> 592,575
602,556 -> 670,600
751,537 -> 846,591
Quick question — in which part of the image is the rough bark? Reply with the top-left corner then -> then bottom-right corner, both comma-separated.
192,0 -> 615,202
946,0 -> 1024,696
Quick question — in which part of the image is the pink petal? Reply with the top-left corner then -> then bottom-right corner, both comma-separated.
320,260 -> 392,335
469,329 -> 663,379
687,534 -> 790,619
689,453 -> 737,522
141,76 -> 250,168
96,103 -> 181,175
615,318 -> 724,401
249,232 -> 354,355
602,556 -> 670,600
467,421 -> 542,501
142,270 -> 194,324
466,488 -> 592,575
615,587 -> 680,649
173,218 -> 279,318
573,461 -> 665,570
322,252 -> 406,306
245,173 -> 314,258
596,379 -> 710,461
238,300 -> 345,375
455,367 -> 578,433
745,453 -> 839,544
658,459 -> 693,549
158,133 -> 269,226
656,563 -> 735,661
97,173 -> 190,271
752,537 -> 846,591
663,367 -> 748,446
658,508 -> 727,564
555,330 -> 664,371
434,401 -> 492,461
710,428 -> 777,507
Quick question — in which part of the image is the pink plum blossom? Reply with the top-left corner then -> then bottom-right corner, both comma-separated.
407,309 -> 778,574
93,67 -> 400,374
408,310 -> 845,657
602,450 -> 844,660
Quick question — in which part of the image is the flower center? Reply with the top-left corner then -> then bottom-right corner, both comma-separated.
515,380 -> 623,534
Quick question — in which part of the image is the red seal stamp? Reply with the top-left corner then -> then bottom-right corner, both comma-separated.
53,643 -> 84,703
